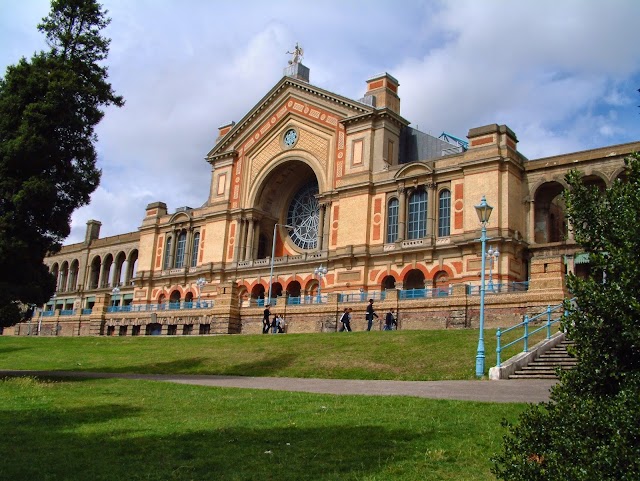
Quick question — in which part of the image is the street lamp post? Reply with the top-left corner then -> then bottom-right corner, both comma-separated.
314,265 -> 328,303
195,277 -> 206,307
40,293 -> 55,335
111,287 -> 120,311
268,223 -> 294,303
474,195 -> 493,377
487,246 -> 500,291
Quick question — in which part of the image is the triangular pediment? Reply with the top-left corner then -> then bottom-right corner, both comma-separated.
207,76 -> 374,160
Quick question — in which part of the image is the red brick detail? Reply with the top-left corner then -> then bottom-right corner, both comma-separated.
367,80 -> 384,90
146,209 -> 157,217
227,223 -> 236,260
331,205 -> 339,246
506,138 -> 516,149
454,184 -> 464,230
387,83 -> 397,93
155,235 -> 164,269
471,136 -> 494,147
199,229 -> 205,263
452,261 -> 463,274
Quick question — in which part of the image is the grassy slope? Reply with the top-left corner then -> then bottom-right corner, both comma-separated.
0,328 -> 547,380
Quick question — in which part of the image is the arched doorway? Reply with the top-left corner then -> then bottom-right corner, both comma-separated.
251,284 -> 266,300
287,280 -> 302,299
534,182 -> 567,243
381,275 -> 396,290
404,269 -> 425,290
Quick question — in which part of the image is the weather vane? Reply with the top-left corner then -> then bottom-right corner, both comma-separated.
287,43 -> 304,65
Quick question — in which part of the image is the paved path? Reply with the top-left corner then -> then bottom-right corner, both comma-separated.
0,370 -> 556,403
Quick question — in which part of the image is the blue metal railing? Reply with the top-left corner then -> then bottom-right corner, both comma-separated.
467,281 -> 529,296
495,299 -> 572,366
338,291 -> 386,303
60,309 -> 75,316
107,301 -> 214,313
398,287 -> 451,300
42,310 -> 55,317
81,308 -> 92,315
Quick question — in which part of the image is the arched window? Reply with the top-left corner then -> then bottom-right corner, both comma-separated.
175,231 -> 187,268
163,236 -> 173,269
438,189 -> 451,237
407,190 -> 427,239
190,232 -> 200,268
386,198 -> 399,243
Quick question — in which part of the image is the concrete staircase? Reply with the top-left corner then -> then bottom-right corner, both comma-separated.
509,340 -> 577,379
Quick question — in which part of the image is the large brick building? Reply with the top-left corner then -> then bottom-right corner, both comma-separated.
11,59 -> 638,337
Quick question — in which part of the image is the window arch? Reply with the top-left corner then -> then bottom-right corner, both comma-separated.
190,232 -> 200,268
175,231 -> 187,268
386,198 -> 399,243
163,236 -> 173,269
407,189 -> 427,239
438,189 -> 451,237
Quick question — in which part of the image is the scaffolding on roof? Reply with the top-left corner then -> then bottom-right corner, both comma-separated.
438,132 -> 469,151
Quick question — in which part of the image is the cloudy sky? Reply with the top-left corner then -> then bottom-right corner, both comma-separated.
1,0 -> 639,244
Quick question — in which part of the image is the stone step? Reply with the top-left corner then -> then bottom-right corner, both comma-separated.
509,339 -> 577,380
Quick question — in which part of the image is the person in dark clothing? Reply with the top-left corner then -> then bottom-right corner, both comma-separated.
262,304 -> 271,334
366,299 -> 378,331
339,307 -> 352,332
384,309 -> 394,330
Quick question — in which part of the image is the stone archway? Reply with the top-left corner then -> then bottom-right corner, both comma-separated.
534,181 -> 567,243
404,269 -> 425,290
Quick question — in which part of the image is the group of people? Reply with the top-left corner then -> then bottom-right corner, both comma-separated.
339,299 -> 398,332
262,299 -> 398,334
262,305 -> 285,334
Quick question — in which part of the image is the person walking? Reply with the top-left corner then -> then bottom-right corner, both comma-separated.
262,304 -> 271,334
366,299 -> 378,331
339,307 -> 352,332
384,308 -> 395,331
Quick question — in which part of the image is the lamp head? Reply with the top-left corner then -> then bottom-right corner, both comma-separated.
474,196 -> 493,224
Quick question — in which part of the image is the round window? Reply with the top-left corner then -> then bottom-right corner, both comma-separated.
286,181 -> 319,250
283,128 -> 298,148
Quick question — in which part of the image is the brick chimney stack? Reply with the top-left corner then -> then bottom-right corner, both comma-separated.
365,73 -> 400,114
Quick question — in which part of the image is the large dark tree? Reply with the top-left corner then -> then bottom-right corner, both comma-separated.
492,153 -> 640,480
0,0 -> 123,327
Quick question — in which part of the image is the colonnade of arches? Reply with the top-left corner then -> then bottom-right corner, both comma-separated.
531,170 -> 624,244
49,249 -> 139,292
237,267 -> 453,303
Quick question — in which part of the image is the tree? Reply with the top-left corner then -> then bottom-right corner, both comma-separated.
0,0 -> 123,327
492,153 -> 640,480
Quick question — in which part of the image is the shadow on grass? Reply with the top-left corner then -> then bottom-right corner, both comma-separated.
0,403 -> 419,481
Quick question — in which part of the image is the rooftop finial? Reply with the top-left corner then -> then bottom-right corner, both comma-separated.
287,43 -> 304,65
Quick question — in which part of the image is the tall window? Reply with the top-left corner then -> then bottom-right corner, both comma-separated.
175,231 -> 187,268
386,198 -> 399,243
163,236 -> 173,269
438,189 -> 451,237
407,190 -> 427,239
191,232 -> 200,268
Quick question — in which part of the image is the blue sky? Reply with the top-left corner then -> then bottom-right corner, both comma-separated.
1,0 -> 639,243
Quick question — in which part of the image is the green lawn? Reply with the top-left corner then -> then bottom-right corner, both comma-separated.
0,376 -> 524,481
0,328 -> 549,380
0,330 -> 549,480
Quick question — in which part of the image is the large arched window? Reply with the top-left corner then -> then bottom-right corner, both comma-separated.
438,189 -> 451,237
386,198 -> 399,243
163,236 -> 173,269
287,181 -> 319,250
190,232 -> 200,268
175,231 -> 187,268
407,190 -> 427,239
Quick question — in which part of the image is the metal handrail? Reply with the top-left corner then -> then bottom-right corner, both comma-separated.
467,281 -> 529,296
495,298 -> 574,366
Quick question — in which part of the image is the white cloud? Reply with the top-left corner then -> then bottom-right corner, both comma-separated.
2,0 -> 639,243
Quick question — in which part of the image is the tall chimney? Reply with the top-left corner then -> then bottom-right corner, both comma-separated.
365,73 -> 400,114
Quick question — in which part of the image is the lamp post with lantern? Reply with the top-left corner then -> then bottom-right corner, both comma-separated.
474,196 -> 493,377
195,277 -> 206,307
487,246 -> 500,291
314,265 -> 328,303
